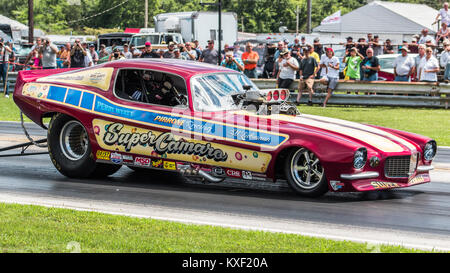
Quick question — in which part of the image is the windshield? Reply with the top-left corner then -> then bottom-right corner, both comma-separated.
131,35 -> 160,47
191,73 -> 258,112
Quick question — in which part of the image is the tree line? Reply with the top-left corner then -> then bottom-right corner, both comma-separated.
0,0 -> 443,35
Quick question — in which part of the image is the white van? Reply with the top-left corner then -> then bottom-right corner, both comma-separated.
130,33 -> 184,50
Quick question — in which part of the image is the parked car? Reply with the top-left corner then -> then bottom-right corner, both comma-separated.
376,53 -> 418,81
129,33 -> 184,50
13,59 -> 436,197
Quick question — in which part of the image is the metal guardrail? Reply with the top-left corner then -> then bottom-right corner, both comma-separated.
253,79 -> 450,109
4,72 -> 450,108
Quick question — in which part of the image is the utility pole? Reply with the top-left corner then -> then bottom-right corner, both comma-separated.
296,5 -> 299,35
200,0 -> 222,65
144,0 -> 148,28
307,0 -> 312,34
28,0 -> 34,43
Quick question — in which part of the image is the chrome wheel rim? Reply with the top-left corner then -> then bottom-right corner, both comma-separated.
290,148 -> 324,190
59,120 -> 89,161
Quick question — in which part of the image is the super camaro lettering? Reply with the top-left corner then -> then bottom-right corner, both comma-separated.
103,123 -> 228,162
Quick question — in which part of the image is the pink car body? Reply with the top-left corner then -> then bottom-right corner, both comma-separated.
13,59 -> 435,196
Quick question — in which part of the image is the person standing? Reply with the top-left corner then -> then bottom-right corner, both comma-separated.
89,44 -> 99,65
81,42 -> 93,67
59,43 -> 71,68
412,44 -> 426,81
321,48 -> 340,108
371,35 -> 384,56
122,44 -> 132,59
39,38 -> 58,69
69,39 -> 87,68
220,51 -> 244,72
419,47 -> 440,82
140,42 -> 160,58
241,42 -> 259,78
440,42 -> 450,83
383,39 -> 394,54
162,42 -> 176,58
343,47 -> 364,80
181,42 -> 197,61
393,46 -> 415,82
435,2 -> 450,27
98,44 -> 108,59
0,38 -> 12,97
361,48 -> 380,81
297,46 -> 318,106
276,49 -> 299,88
200,40 -> 219,65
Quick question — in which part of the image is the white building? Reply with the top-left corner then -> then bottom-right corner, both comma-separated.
313,1 -> 439,45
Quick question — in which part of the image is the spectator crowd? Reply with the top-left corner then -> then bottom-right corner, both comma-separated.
2,2 -> 450,107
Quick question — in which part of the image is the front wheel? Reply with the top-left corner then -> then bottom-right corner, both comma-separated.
284,148 -> 328,197
48,114 -> 121,178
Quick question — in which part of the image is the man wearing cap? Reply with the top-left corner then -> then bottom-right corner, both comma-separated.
69,39 -> 87,68
344,37 -> 355,52
383,39 -> 394,54
140,42 -> 160,58
109,48 -> 125,61
232,42 -> 243,59
122,44 -> 132,59
297,46 -> 318,106
89,44 -> 99,65
98,44 -> 108,59
200,40 -> 219,65
220,50 -> 244,72
313,37 -> 323,57
241,42 -> 259,78
276,49 -> 299,89
320,48 -> 340,108
163,42 -> 176,59
393,46 -> 414,82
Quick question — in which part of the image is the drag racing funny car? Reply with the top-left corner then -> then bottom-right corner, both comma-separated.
13,59 -> 436,197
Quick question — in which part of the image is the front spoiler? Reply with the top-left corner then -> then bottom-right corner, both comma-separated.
351,173 -> 431,192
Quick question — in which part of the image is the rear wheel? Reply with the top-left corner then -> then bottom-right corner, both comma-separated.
48,114 -> 121,178
284,147 -> 328,197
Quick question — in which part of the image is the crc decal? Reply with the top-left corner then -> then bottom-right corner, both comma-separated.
103,123 -> 228,162
226,169 -> 241,178
134,157 -> 151,167
370,182 -> 400,189
163,161 -> 177,170
93,119 -> 272,173
96,150 -> 111,160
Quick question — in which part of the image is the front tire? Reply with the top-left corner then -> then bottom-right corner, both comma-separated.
284,147 -> 328,197
48,114 -> 121,178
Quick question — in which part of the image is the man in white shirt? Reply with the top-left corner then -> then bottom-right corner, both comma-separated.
419,47 -> 440,82
320,48 -> 340,108
276,49 -> 299,88
440,41 -> 450,82
81,42 -> 93,67
435,2 -> 450,26
418,29 -> 435,45
393,47 -> 415,82
122,44 -> 133,59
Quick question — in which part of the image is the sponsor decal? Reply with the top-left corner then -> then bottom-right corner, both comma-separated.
330,180 -> 345,191
242,171 -> 252,180
154,116 -> 185,126
164,161 -> 177,170
226,169 -> 241,178
152,159 -> 163,168
408,174 -> 429,185
110,152 -> 122,164
36,68 -> 114,91
103,123 -> 228,162
370,181 -> 400,189
213,167 -> 225,177
134,157 -> 151,167
93,119 -> 272,173
122,155 -> 134,164
96,150 -> 111,160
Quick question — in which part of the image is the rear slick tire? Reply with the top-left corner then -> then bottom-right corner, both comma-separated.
284,147 -> 328,197
48,114 -> 121,178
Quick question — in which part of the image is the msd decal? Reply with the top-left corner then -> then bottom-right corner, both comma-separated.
96,150 -> 111,161
134,157 -> 151,167
226,169 -> 241,178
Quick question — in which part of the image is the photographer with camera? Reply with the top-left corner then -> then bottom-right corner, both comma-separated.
181,42 -> 197,61
108,48 -> 125,62
39,37 -> 58,69
220,48 -> 244,72
69,39 -> 87,68
0,38 -> 13,97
